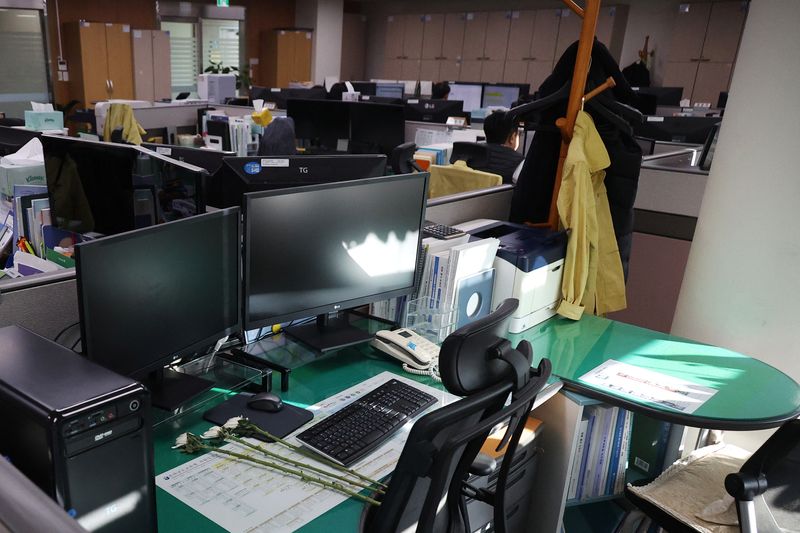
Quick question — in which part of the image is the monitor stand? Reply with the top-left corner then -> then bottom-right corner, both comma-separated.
144,368 -> 214,411
284,312 -> 374,353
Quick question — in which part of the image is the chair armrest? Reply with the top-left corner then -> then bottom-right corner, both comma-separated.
469,453 -> 497,477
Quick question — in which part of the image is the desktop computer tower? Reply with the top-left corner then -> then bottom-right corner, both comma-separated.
0,325 -> 156,532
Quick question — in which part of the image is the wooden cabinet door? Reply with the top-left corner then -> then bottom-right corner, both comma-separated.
421,14 -> 445,60
484,11 -> 511,61
555,9 -> 581,59
506,11 -> 535,62
441,13 -> 466,62
78,23 -> 111,104
526,60 -> 554,90
385,15 -> 405,59
291,31 -> 313,82
662,62 -> 699,101
480,60 -> 505,83
132,29 -> 154,101
105,24 -> 134,99
461,12 -> 488,62
402,14 -> 424,59
692,61 -> 732,104
400,58 -> 421,80
419,59 -> 440,81
702,1 -> 747,62
666,3 -> 711,62
152,30 -> 172,101
438,59 -> 461,81
459,60 -> 482,82
383,58 -> 403,80
503,60 -> 529,83
530,9 -> 560,63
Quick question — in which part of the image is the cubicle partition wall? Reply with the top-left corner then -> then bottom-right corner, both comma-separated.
0,270 -> 78,342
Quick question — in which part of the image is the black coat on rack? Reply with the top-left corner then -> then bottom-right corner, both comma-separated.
510,39 -> 643,278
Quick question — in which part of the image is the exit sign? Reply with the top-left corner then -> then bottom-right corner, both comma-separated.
217,0 -> 229,6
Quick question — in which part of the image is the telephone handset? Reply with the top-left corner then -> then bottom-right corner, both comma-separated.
371,328 -> 440,370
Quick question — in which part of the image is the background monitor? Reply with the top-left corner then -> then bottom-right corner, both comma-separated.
482,85 -> 521,108
349,102 -> 405,156
142,142 -> 234,174
42,136 -> 204,235
206,154 -> 388,208
206,118 -> 232,152
405,99 -> 465,123
448,83 -> 484,112
250,86 -> 328,109
350,82 -> 377,96
0,125 -> 40,156
243,172 -> 429,352
75,208 -> 241,410
633,116 -> 722,144
287,99 -> 350,152
375,82 -> 405,99
632,86 -> 684,106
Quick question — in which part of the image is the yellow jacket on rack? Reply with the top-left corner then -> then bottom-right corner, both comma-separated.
556,111 -> 626,320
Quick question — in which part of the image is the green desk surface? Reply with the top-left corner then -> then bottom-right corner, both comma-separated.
512,314 -> 800,430
153,314 -> 800,531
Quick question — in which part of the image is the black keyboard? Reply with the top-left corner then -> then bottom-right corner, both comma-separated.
423,222 -> 465,240
296,379 -> 437,466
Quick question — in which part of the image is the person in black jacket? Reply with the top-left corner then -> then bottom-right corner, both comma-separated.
477,110 -> 524,184
510,39 -> 642,278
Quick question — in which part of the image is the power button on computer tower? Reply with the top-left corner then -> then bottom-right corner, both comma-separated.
129,399 -> 140,412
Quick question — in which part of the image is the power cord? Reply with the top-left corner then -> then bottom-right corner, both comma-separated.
53,321 -> 80,343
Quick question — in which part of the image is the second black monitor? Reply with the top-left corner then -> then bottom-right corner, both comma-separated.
205,154 -> 388,208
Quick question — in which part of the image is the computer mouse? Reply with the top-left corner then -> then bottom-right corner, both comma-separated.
246,392 -> 283,413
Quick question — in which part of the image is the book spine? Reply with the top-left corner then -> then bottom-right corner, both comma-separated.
575,408 -> 596,501
605,408 -> 628,496
614,410 -> 634,495
567,418 -> 589,500
592,407 -> 616,498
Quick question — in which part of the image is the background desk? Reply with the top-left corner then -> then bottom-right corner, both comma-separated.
154,315 -> 800,532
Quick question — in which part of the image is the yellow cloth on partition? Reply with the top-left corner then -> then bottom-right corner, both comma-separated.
428,160 -> 502,199
103,103 -> 146,145
556,111 -> 626,320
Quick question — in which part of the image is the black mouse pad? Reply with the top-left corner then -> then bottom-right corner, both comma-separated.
203,393 -> 314,442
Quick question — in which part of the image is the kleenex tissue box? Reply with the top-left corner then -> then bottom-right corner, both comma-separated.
24,110 -> 64,132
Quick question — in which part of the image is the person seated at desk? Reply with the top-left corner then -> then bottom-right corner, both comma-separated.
432,81 -> 450,100
476,110 -> 525,184
258,117 -> 297,156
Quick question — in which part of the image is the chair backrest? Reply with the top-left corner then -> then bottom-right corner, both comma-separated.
726,419 -> 800,532
428,160 -> 502,199
363,360 -> 551,533
450,142 -> 489,167
390,142 -> 418,174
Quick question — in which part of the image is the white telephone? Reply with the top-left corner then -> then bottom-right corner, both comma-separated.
371,328 -> 440,371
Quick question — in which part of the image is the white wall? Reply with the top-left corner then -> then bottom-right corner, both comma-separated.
672,0 -> 800,383
296,0 -> 344,85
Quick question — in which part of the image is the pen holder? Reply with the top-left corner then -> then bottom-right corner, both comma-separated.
404,298 -> 458,344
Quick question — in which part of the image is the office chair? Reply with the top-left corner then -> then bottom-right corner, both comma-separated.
390,142 -> 423,174
450,142 -> 489,167
362,298 -> 553,533
428,161 -> 502,198
625,419 -> 800,533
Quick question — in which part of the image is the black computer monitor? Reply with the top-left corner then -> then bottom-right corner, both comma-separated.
361,95 -> 404,105
287,99 -> 350,153
142,142 -> 234,174
482,84 -> 524,108
632,86 -> 684,106
350,82 -> 377,96
243,172 -> 429,352
75,208 -> 241,410
0,126 -> 40,156
375,83 -> 405,99
42,136 -> 204,235
250,86 -> 328,109
633,116 -> 722,144
206,154 -> 388,208
404,99 -> 465,123
698,122 -> 721,172
349,102 -> 405,157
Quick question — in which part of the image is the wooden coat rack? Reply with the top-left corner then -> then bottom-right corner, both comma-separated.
541,0 -> 615,230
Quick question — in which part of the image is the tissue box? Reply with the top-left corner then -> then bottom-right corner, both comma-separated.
0,162 -> 47,197
24,111 -> 64,132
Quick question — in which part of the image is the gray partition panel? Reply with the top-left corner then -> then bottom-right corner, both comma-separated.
0,270 -> 78,343
426,185 -> 513,226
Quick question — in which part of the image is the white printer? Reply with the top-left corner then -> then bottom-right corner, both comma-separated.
470,222 -> 568,333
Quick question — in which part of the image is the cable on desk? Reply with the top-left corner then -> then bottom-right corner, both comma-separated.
70,337 -> 82,352
54,321 -> 80,343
